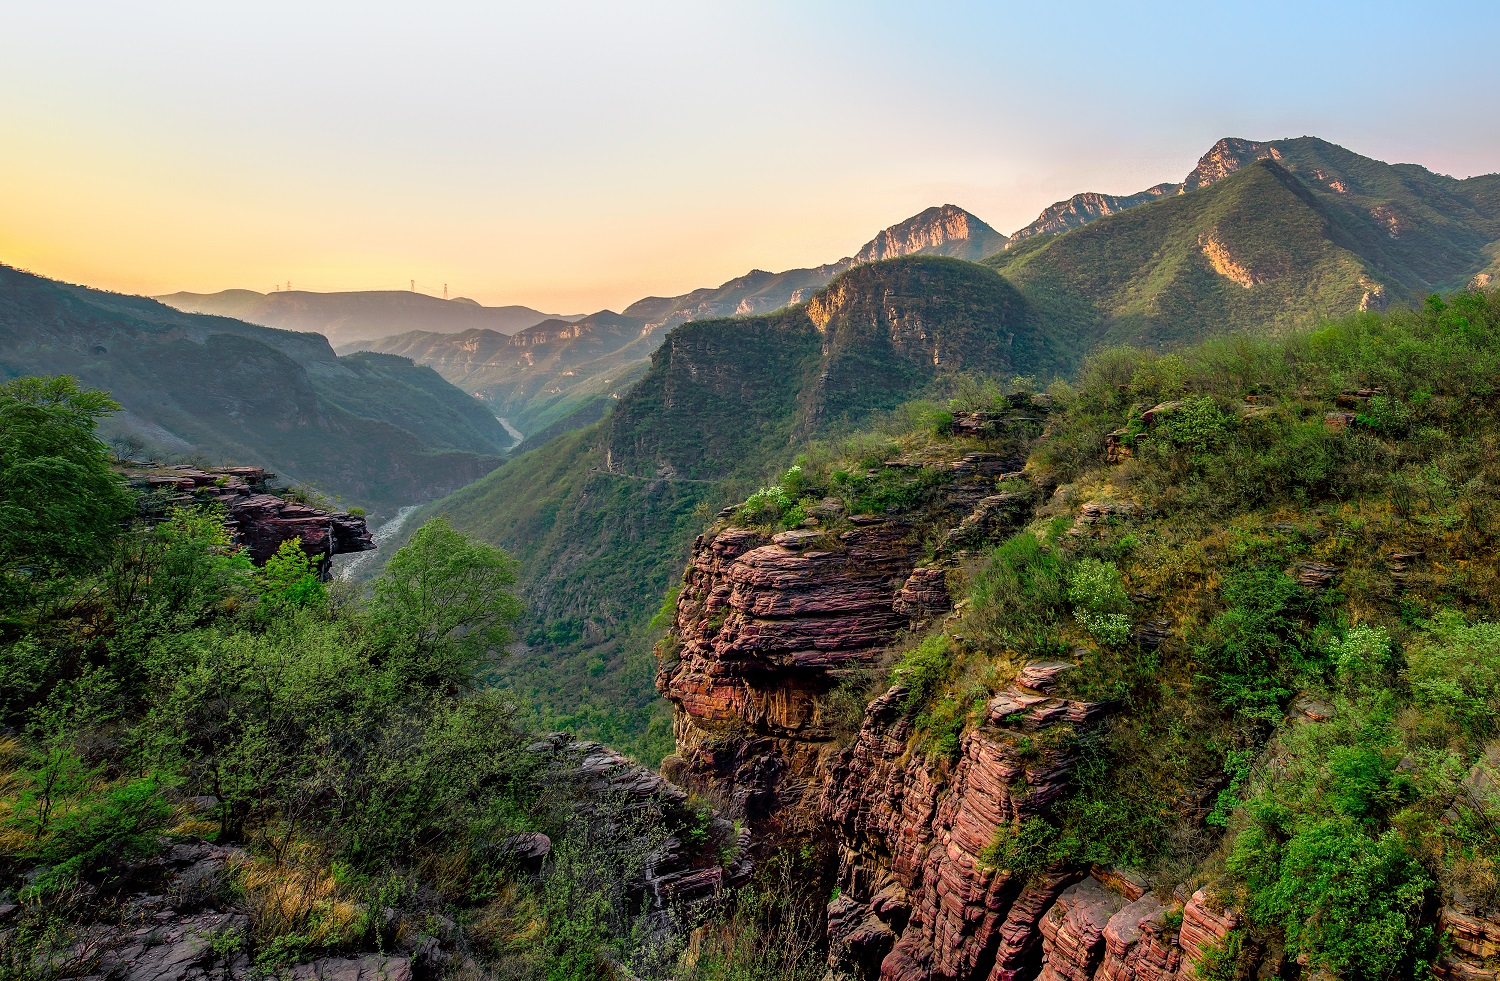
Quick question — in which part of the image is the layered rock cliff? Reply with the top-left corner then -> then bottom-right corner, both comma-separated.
654,382 -> 1500,980
124,463 -> 374,576
854,206 -> 1008,264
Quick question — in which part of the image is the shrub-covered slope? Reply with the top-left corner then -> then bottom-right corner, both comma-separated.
659,286 -> 1500,980
0,264 -> 509,513
0,383 -> 754,980
989,147 -> 1500,353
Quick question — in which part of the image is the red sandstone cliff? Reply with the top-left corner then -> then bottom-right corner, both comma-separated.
655,419 -> 1259,981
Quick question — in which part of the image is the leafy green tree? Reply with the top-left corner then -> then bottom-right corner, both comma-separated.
369,516 -> 522,677
259,539 -> 326,611
0,376 -> 132,608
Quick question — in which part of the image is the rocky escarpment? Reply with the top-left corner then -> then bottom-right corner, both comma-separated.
854,206 -> 1008,265
124,463 -> 374,576
820,675 -> 1243,981
1008,186 -> 1178,246
653,418 -> 1296,981
657,442 -> 1032,838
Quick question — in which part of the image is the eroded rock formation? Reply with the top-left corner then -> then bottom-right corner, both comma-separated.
124,463 -> 374,575
654,429 -> 1292,981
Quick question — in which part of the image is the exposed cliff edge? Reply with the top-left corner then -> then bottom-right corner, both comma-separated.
121,462 -> 374,576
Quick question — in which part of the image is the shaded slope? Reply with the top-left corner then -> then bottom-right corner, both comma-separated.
0,264 -> 505,512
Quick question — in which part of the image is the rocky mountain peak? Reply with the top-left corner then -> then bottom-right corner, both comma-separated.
1181,136 -> 1280,191
852,204 -> 1007,264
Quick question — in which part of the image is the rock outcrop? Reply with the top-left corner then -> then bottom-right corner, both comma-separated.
656,428 -> 1273,981
124,463 -> 375,576
658,447 -> 1030,836
853,205 -> 1008,264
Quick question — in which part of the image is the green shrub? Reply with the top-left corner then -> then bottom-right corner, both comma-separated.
980,817 -> 1067,880
1228,816 -> 1432,979
892,635 -> 953,712
1406,614 -> 1500,744
969,530 -> 1069,657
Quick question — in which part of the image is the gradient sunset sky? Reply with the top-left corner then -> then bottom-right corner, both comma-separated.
3,0 -> 1496,314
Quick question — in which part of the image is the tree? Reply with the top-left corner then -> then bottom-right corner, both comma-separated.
369,516 -> 523,680
259,538 -> 326,611
0,376 -> 132,606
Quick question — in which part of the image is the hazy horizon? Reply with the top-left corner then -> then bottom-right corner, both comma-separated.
3,0 -> 1496,313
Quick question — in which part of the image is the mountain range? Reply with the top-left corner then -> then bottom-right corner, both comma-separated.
349,137 -> 1500,443
0,265 -> 513,514
156,287 -> 581,346
381,135 -> 1500,760
336,203 -> 1010,436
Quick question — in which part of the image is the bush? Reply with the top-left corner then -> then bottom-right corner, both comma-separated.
892,635 -> 953,712
1067,558 -> 1131,646
1406,614 -> 1500,745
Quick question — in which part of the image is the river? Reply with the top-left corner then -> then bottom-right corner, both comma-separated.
336,504 -> 418,581
497,416 -> 524,450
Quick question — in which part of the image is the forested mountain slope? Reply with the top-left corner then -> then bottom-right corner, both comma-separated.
405,257 -> 1050,758
989,154 -> 1500,352
0,264 -> 510,513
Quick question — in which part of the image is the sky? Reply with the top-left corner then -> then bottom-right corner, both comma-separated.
2,0 -> 1497,314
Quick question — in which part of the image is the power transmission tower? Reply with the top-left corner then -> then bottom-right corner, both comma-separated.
410,279 -> 415,292
444,284 -> 448,300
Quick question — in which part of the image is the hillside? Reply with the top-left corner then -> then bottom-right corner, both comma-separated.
0,264 -> 509,513
989,154 -> 1500,352
1008,135 -> 1500,269
157,287 -> 578,346
347,205 -> 1006,442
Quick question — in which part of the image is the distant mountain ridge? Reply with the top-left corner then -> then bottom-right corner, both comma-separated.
156,288 -> 580,346
1,265 -> 511,513
346,204 -> 1007,436
1007,135 -> 1500,253
988,137 -> 1500,354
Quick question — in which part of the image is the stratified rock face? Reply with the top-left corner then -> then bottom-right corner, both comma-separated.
656,432 -> 1274,981
821,670 -> 1114,981
854,205 -> 1008,264
1181,138 -> 1279,193
658,519 -> 927,831
125,463 -> 375,574
658,447 -> 1030,833
1435,903 -> 1500,981
1008,186 -> 1179,245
